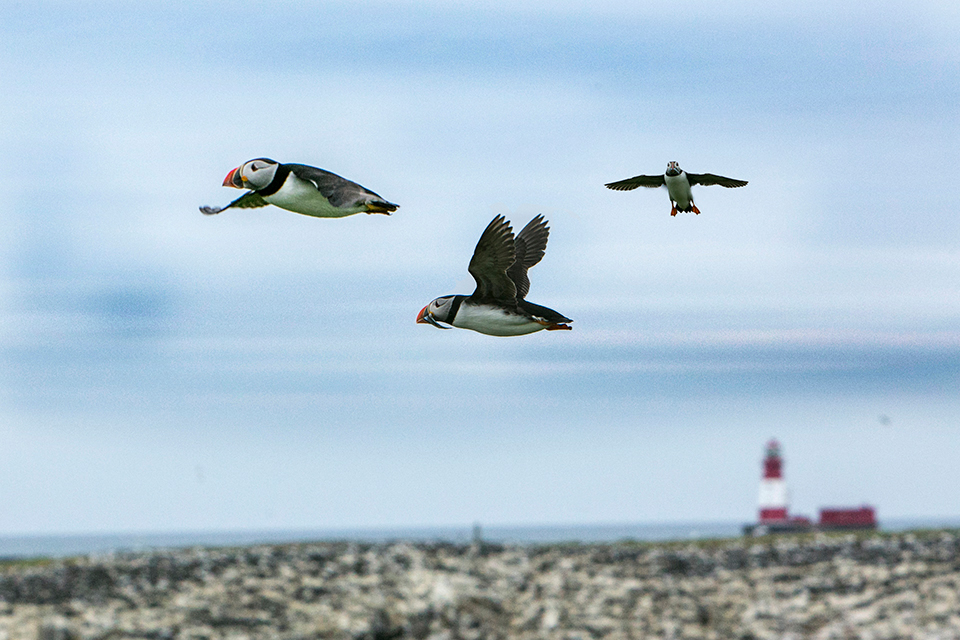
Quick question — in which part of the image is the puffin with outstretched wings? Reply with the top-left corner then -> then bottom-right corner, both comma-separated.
606,161 -> 746,216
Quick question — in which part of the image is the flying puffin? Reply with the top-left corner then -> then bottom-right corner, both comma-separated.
200,158 -> 398,218
605,161 -> 747,216
417,215 -> 572,336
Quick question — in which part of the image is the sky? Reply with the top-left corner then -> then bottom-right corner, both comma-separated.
1,0 -> 959,535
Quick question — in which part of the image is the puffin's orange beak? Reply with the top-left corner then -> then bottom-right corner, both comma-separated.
417,305 -> 450,329
222,167 -> 242,188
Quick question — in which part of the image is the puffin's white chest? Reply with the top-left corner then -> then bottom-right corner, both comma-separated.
453,303 -> 544,336
264,175 -> 363,218
664,172 -> 693,208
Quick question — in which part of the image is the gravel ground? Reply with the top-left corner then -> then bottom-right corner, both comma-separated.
1,530 -> 959,639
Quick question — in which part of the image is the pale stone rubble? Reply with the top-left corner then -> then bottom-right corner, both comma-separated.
1,531 -> 959,639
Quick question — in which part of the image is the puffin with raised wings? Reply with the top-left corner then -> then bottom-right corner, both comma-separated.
605,161 -> 747,216
417,215 -> 572,336
200,158 -> 398,217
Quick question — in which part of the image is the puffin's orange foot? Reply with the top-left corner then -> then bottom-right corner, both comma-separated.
545,323 -> 572,331
691,204 -> 701,214
670,207 -> 678,217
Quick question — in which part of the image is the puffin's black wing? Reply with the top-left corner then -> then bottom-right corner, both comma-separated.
199,191 -> 269,215
467,215 -> 518,302
286,163 -> 398,211
507,215 -> 549,301
686,173 -> 748,188
604,174 -> 666,191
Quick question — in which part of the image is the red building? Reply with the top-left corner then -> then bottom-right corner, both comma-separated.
819,506 -> 877,530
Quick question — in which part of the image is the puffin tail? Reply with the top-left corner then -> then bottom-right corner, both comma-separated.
365,199 -> 399,215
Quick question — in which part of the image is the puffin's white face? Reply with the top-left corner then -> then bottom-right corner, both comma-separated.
239,158 -> 279,190
417,296 -> 455,329
666,161 -> 682,176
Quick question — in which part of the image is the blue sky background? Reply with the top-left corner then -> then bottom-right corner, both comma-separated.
1,0 -> 959,534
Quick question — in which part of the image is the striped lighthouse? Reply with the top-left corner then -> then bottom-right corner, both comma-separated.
758,439 -> 789,522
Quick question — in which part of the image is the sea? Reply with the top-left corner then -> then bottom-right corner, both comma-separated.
3,517 -> 960,560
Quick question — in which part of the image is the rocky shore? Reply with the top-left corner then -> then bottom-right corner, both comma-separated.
1,530 -> 960,639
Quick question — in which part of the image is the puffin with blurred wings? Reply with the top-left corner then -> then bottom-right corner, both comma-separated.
605,161 -> 747,216
417,215 -> 572,336
200,158 -> 398,218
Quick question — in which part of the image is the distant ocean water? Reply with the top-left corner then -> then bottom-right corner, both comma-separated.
2,518 -> 959,560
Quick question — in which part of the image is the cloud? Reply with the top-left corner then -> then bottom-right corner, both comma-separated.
85,286 -> 173,337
